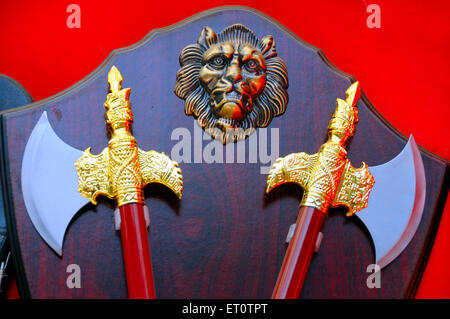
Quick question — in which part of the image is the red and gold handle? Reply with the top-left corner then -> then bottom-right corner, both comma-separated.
76,67 -> 183,299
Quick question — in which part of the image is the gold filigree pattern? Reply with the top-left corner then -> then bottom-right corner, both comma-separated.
266,82 -> 374,215
75,66 -> 183,207
139,150 -> 183,199
266,152 -> 317,192
75,148 -> 112,205
300,142 -> 348,212
107,135 -> 143,206
333,161 -> 375,216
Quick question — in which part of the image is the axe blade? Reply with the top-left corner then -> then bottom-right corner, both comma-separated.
21,112 -> 89,255
355,135 -> 426,269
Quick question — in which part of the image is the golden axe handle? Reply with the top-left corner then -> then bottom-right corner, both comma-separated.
108,133 -> 145,207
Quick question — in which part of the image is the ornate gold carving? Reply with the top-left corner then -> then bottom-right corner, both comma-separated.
266,152 -> 317,192
75,148 -> 112,205
175,24 -> 289,144
139,150 -> 183,199
333,161 -> 374,216
266,82 -> 375,215
75,66 -> 183,207
299,142 -> 348,212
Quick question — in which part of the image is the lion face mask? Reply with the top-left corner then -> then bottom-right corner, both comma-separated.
175,24 -> 289,144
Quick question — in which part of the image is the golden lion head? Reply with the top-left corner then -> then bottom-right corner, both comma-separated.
175,24 -> 289,143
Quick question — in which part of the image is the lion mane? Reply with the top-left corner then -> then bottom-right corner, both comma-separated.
175,24 -> 289,143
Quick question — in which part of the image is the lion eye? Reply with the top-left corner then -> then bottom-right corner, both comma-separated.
245,59 -> 259,72
209,56 -> 226,68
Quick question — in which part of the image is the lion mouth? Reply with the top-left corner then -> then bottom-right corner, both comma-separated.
216,117 -> 238,129
211,90 -> 251,120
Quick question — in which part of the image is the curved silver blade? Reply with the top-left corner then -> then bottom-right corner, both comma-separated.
21,112 -> 89,256
355,135 -> 426,269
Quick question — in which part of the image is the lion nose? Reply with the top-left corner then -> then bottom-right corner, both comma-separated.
225,62 -> 242,83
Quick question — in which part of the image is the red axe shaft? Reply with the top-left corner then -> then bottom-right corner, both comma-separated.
272,207 -> 326,299
119,203 -> 156,299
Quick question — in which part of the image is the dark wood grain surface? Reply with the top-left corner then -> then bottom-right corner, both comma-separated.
1,7 -> 449,298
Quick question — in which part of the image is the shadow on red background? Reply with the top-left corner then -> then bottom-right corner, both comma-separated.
0,0 -> 449,298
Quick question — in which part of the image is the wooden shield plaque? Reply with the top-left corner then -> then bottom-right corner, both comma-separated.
2,7 -> 449,298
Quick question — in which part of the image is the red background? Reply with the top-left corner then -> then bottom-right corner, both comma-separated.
0,0 -> 449,298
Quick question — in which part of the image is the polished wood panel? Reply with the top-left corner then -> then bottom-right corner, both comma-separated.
1,7 -> 449,298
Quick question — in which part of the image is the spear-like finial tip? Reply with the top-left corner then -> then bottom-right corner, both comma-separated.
345,81 -> 361,107
108,65 -> 123,94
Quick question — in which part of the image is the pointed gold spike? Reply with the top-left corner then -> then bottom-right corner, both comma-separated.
345,81 -> 361,107
108,66 -> 123,94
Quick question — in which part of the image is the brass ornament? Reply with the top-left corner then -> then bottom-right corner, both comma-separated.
75,66 -> 183,207
175,24 -> 289,144
266,82 -> 375,216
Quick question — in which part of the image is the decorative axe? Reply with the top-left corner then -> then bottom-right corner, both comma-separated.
266,82 -> 426,298
21,66 -> 183,298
